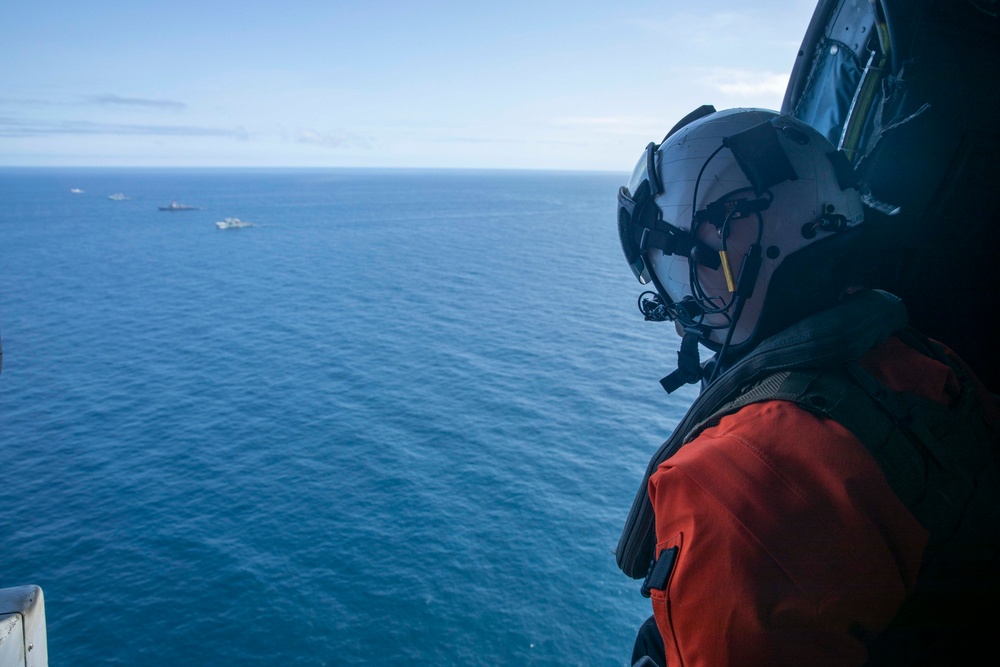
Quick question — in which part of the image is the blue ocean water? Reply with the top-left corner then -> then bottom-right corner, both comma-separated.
0,168 -> 697,665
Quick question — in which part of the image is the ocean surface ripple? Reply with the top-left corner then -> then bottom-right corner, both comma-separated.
1,168 -> 697,666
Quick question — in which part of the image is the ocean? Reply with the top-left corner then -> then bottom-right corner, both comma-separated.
0,168 -> 698,665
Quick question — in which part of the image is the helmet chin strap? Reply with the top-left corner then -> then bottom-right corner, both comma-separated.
645,268 -> 712,394
659,325 -> 709,393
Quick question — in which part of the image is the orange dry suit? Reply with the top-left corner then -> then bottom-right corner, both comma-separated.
617,290 -> 1000,665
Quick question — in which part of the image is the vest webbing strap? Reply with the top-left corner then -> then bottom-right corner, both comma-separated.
689,358 -> 996,551
616,289 -> 909,579
616,290 -> 1000,581
673,341 -> 1000,654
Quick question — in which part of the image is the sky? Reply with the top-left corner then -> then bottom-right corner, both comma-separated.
0,1 -> 819,171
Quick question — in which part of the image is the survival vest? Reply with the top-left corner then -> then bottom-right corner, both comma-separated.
618,289 -> 1000,660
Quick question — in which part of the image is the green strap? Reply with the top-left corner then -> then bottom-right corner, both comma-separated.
616,290 -> 909,579
693,366 -> 924,507
695,353 -> 998,549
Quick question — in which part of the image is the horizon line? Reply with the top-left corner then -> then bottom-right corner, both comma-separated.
0,164 -> 628,174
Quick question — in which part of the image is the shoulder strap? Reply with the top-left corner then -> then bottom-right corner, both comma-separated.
690,332 -> 1000,556
690,364 -> 930,517
616,290 -> 908,578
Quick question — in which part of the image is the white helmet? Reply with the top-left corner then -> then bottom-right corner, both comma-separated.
618,107 -> 864,386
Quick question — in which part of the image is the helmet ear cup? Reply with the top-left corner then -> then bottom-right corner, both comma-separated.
755,226 -> 866,341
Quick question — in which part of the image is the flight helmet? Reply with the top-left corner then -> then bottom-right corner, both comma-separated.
617,107 -> 864,388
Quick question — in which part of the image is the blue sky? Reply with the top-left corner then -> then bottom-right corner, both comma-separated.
0,1 -> 818,170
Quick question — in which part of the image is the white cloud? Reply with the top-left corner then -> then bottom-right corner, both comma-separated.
0,117 -> 248,139
296,129 -> 371,150
707,70 -> 789,97
87,95 -> 187,110
554,116 -> 628,128
551,116 -> 663,136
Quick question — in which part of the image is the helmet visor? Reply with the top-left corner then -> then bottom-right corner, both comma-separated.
617,143 -> 662,284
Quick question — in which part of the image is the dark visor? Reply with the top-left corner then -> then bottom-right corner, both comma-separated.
617,143 -> 660,284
